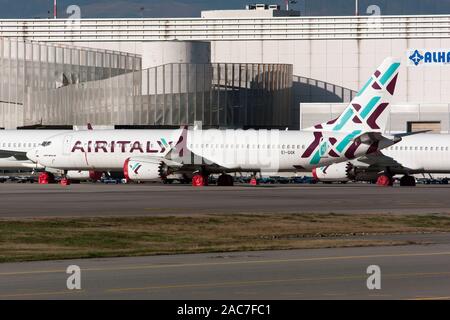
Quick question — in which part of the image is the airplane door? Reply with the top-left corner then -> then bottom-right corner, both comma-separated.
63,135 -> 73,155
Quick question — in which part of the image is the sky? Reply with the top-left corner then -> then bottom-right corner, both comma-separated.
0,0 -> 449,19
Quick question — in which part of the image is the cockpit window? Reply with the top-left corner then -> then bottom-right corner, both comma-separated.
41,141 -> 52,147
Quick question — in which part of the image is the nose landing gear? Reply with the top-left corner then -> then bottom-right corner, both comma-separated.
38,172 -> 55,184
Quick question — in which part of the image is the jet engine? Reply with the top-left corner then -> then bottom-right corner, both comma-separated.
123,157 -> 169,181
312,162 -> 353,182
312,162 -> 381,183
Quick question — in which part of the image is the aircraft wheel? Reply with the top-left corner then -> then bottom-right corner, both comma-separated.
250,176 -> 259,186
60,178 -> 71,186
400,175 -> 416,187
192,174 -> 208,187
217,174 -> 234,186
377,174 -> 394,187
38,172 -> 55,184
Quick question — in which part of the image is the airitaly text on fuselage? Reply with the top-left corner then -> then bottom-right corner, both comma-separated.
71,141 -> 170,153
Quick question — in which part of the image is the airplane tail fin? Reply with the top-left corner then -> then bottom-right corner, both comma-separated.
306,57 -> 400,134
165,126 -> 188,161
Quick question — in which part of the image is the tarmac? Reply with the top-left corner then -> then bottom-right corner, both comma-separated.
2,183 -> 450,300
0,183 -> 450,218
1,240 -> 450,299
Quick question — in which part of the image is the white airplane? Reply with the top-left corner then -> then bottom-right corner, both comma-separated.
313,133 -> 450,187
0,130 -> 67,169
27,58 -> 405,185
0,129 -> 103,181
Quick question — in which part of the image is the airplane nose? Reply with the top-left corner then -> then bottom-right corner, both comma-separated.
27,149 -> 39,162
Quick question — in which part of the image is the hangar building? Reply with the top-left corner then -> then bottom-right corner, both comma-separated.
1,5 -> 449,132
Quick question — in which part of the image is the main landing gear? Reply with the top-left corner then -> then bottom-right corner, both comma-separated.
191,170 -> 235,187
217,173 -> 234,186
376,172 -> 416,187
192,173 -> 208,186
399,175 -> 416,187
376,174 -> 394,187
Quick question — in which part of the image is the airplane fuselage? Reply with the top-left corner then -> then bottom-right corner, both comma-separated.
31,129 -> 393,173
382,134 -> 450,173
0,130 -> 68,169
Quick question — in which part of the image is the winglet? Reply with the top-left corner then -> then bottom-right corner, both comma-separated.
165,126 -> 189,161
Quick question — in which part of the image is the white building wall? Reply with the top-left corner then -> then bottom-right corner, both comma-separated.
2,15 -> 450,129
210,38 -> 450,105
140,41 -> 210,69
300,102 -> 450,133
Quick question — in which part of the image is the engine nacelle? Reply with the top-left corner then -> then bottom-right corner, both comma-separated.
312,162 -> 352,182
124,157 -> 165,181
66,170 -> 103,181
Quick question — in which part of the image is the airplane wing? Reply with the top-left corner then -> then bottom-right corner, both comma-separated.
355,151 -> 410,172
0,150 -> 29,161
